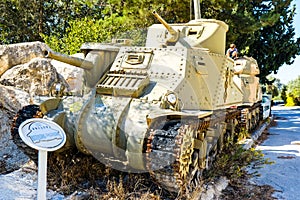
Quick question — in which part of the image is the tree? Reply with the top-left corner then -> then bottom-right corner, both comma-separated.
42,0 -> 192,53
281,85 -> 288,104
42,14 -> 140,54
248,1 -> 300,83
1,0 -> 299,82
286,76 -> 300,105
200,0 -> 300,83
0,0 -> 44,43
0,0 -> 105,44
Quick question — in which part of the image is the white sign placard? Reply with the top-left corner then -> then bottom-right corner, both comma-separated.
19,118 -> 66,200
18,118 -> 66,151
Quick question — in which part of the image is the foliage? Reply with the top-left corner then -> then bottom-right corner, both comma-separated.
285,76 -> 300,106
1,0 -> 299,81
272,96 -> 281,101
286,94 -> 296,106
265,83 -> 279,97
287,76 -> 300,97
42,14 -> 140,54
204,144 -> 272,181
0,0 -> 105,44
270,78 -> 285,100
271,87 -> 279,98
248,1 -> 300,83
0,0 -> 43,43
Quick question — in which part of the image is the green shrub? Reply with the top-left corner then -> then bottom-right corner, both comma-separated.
285,95 -> 295,106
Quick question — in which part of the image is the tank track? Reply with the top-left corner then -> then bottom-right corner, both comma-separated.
145,121 -> 184,192
145,107 -> 254,194
145,117 -> 213,193
11,104 -> 43,163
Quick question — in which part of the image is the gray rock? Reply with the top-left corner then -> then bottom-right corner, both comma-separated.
199,177 -> 229,200
0,58 -> 70,96
0,42 -> 82,174
0,41 -> 83,199
0,109 -> 29,173
0,86 -> 34,173
0,41 -> 49,76
51,54 -> 84,95
0,85 -> 31,114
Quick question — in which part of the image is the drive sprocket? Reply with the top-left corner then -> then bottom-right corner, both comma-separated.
177,125 -> 195,183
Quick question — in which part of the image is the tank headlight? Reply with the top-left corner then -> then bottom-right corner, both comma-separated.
167,93 -> 177,105
160,91 -> 180,111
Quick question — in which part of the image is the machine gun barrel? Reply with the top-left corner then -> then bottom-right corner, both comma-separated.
44,49 -> 94,70
152,11 -> 179,42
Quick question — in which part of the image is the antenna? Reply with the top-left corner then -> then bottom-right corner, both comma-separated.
193,0 -> 201,20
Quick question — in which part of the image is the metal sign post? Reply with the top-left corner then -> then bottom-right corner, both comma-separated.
38,150 -> 47,199
18,118 -> 66,200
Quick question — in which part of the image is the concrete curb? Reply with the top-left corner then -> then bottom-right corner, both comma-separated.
198,177 -> 229,200
242,115 -> 274,150
198,115 -> 274,200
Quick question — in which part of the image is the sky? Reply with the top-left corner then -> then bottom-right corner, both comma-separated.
272,0 -> 300,84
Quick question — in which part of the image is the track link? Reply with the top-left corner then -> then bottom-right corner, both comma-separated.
145,119 -> 208,193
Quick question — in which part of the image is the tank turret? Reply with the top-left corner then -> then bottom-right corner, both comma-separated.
233,56 -> 262,104
147,10 -> 228,54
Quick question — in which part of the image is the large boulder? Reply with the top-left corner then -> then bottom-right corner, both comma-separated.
0,85 -> 31,114
0,42 -> 82,173
0,41 -> 48,76
0,41 -> 84,96
0,57 -> 70,96
0,86 -> 32,173
0,42 -> 85,172
0,42 -> 89,197
0,109 -> 30,173
50,53 -> 84,96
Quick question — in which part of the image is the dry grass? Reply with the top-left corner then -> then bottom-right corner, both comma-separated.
44,139 -> 276,199
46,149 -> 175,199
43,118 -> 278,199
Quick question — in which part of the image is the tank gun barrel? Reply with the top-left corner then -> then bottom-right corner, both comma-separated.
44,49 -> 94,70
152,11 -> 180,43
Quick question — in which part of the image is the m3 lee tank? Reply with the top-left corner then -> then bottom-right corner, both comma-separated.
10,3 -> 264,193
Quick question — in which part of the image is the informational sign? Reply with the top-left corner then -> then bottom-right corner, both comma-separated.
19,118 -> 66,200
18,118 -> 66,151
